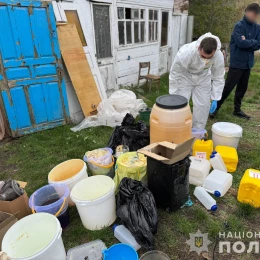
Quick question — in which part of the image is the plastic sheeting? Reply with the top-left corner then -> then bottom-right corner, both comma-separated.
71,90 -> 147,132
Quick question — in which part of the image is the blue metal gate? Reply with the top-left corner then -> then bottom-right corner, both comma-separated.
0,0 -> 69,136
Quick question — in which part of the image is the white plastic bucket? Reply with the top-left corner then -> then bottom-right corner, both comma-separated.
70,176 -> 116,230
48,159 -> 88,205
2,213 -> 66,260
212,122 -> 243,149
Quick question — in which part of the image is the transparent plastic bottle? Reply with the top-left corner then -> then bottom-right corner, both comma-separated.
210,155 -> 227,172
212,151 -> 227,172
113,225 -> 141,251
194,187 -> 218,211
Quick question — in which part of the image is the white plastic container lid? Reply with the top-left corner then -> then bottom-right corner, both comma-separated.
71,175 -> 115,202
212,122 -> 243,138
67,240 -> 106,260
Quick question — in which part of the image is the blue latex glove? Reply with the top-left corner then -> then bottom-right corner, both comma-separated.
209,100 -> 218,114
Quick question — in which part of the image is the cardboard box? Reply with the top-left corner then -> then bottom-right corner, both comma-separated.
138,138 -> 194,164
0,181 -> 31,220
0,211 -> 18,250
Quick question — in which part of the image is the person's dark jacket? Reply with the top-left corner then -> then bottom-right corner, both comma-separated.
230,16 -> 260,69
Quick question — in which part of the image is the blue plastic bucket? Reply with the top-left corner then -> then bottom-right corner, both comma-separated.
103,244 -> 138,260
29,184 -> 70,229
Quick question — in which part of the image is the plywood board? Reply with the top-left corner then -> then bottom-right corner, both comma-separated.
57,23 -> 101,116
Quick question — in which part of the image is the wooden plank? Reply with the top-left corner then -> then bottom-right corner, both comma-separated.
57,23 -> 101,117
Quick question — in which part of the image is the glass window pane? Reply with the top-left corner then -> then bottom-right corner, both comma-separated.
161,12 -> 168,46
155,22 -> 158,40
126,21 -> 132,44
154,10 -> 158,20
141,21 -> 145,42
140,9 -> 145,19
132,9 -> 139,19
125,8 -> 131,19
134,22 -> 139,43
118,21 -> 125,45
65,10 -> 87,47
93,5 -> 112,58
149,22 -> 153,41
149,10 -> 153,20
117,7 -> 124,19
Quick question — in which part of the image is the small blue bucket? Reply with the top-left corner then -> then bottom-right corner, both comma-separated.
103,244 -> 138,260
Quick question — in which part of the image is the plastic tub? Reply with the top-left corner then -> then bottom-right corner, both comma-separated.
70,175 -> 116,230
150,95 -> 192,144
140,251 -> 170,260
29,184 -> 70,229
2,213 -> 66,260
48,159 -> 88,205
103,244 -> 138,260
192,128 -> 207,140
67,240 -> 106,260
139,108 -> 151,123
212,122 -> 243,149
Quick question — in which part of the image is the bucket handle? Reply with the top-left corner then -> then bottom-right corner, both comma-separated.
32,197 -> 67,217
88,156 -> 115,169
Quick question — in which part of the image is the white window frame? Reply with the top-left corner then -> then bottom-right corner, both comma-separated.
117,7 -> 146,47
149,9 -> 159,42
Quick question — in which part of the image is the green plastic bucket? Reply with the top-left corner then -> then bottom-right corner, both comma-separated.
139,109 -> 151,123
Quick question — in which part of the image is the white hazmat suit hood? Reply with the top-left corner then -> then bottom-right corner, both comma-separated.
169,32 -> 225,129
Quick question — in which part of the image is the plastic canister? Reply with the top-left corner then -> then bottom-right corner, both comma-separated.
212,122 -> 243,148
210,155 -> 227,172
203,170 -> 233,197
215,146 -> 238,173
113,225 -> 141,251
194,187 -> 217,211
192,139 -> 213,160
150,95 -> 192,144
48,159 -> 88,205
189,156 -> 211,186
70,175 -> 116,230
2,213 -> 66,260
237,169 -> 260,207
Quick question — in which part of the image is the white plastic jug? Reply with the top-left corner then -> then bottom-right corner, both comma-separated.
189,156 -> 211,186
113,225 -> 141,251
203,170 -> 233,197
194,187 -> 217,211
210,155 -> 227,172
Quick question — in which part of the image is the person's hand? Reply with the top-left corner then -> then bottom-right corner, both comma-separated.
209,100 -> 218,114
241,35 -> 246,40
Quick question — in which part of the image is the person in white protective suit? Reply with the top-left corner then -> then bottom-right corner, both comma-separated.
169,33 -> 225,129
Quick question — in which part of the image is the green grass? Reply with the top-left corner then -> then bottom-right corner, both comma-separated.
1,59 -> 260,259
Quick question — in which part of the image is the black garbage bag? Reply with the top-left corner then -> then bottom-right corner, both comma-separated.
116,177 -> 158,250
108,113 -> 150,153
